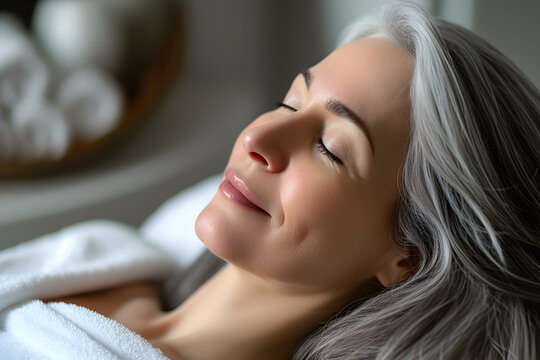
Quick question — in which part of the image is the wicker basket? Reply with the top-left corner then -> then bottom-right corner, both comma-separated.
0,22 -> 185,178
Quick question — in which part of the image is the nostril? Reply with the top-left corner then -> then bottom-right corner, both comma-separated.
249,152 -> 268,166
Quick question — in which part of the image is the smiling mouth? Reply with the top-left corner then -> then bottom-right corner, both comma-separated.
220,169 -> 269,216
219,179 -> 269,215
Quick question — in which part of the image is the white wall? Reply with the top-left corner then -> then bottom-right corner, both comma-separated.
315,0 -> 539,89
439,0 -> 540,89
317,0 -> 436,52
470,0 -> 540,89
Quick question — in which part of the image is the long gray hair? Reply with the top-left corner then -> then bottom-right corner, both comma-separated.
292,2 -> 540,359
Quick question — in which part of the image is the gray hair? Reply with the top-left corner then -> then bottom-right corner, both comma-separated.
293,2 -> 540,359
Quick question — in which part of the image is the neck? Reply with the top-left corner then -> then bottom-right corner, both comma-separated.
146,264 -> 361,360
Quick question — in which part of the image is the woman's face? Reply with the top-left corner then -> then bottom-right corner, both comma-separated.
196,38 -> 414,292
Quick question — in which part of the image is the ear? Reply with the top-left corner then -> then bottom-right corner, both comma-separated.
375,246 -> 417,288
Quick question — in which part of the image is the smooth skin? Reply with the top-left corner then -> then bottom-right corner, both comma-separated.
51,37 -> 415,360
198,37 -> 414,291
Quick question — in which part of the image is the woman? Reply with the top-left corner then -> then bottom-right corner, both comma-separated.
6,2 -> 540,359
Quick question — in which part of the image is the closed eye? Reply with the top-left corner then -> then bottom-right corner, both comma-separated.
315,138 -> 343,165
277,102 -> 343,165
277,102 -> 297,112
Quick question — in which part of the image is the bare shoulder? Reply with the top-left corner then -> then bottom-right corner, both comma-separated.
47,282 -> 164,329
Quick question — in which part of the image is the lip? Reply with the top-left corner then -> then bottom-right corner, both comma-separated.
221,168 -> 269,215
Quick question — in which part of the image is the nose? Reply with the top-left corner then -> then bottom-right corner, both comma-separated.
242,115 -> 306,172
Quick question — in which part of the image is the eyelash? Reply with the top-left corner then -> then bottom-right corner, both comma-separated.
276,102 -> 343,165
276,101 -> 297,112
315,138 -> 343,165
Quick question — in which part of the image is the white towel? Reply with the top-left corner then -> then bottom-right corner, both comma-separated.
56,67 -> 124,141
0,14 -> 49,111
0,175 -> 221,358
11,96 -> 70,163
0,220 -> 178,359
0,14 -> 125,163
2,301 -> 168,360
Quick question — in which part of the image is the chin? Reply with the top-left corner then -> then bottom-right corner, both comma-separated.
195,199 -> 250,265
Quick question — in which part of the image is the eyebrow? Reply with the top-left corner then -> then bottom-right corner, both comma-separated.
301,68 -> 313,89
301,69 -> 375,155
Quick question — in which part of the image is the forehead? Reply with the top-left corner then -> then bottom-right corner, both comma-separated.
310,37 -> 414,123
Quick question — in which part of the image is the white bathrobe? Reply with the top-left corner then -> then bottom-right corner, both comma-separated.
0,221 -> 177,359
0,175 -> 220,359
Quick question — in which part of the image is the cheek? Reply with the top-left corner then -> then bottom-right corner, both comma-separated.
280,167 -> 366,243
276,169 -> 397,287
275,174 -> 354,276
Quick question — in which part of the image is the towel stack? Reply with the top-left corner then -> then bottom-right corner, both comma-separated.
0,14 -> 124,164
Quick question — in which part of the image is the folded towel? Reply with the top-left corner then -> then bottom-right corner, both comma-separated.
0,220 -> 178,359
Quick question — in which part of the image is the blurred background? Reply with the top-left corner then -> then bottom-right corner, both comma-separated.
0,0 -> 539,249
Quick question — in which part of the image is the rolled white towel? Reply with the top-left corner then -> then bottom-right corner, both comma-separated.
0,13 -> 126,165
56,67 -> 124,141
0,14 -> 49,112
32,0 -> 128,76
11,96 -> 70,163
